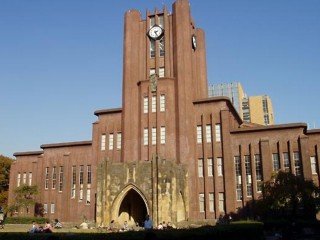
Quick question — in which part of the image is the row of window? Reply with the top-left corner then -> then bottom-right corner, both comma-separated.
199,192 -> 225,213
45,166 -> 64,191
144,126 -> 166,145
43,203 -> 55,214
17,172 -> 32,187
197,124 -> 221,144
198,157 -> 223,177
101,132 -> 122,151
71,165 -> 91,204
143,94 -> 165,113
272,152 -> 302,176
150,68 -> 165,78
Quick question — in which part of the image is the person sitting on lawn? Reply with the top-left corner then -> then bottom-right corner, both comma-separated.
29,221 -> 39,233
53,219 -> 62,229
43,221 -> 53,233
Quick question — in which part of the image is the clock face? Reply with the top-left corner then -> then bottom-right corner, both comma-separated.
148,25 -> 164,40
192,35 -> 197,49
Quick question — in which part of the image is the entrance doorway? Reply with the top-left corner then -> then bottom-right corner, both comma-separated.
118,189 -> 148,226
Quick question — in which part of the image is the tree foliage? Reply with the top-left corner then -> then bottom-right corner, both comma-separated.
0,155 -> 13,208
9,185 -> 38,214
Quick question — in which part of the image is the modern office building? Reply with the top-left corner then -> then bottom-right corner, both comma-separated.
209,83 -> 274,125
8,0 -> 320,227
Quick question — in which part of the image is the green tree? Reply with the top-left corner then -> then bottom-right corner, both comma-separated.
257,171 -> 320,220
9,185 -> 38,215
0,155 -> 13,209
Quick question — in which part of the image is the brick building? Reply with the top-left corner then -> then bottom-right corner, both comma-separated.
8,0 -> 320,226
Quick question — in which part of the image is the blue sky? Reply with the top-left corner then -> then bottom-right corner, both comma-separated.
1,0 -> 319,157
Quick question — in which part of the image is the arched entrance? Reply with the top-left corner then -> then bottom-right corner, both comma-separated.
117,188 -> 148,226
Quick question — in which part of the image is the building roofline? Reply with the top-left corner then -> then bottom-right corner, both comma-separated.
231,123 -> 307,134
307,129 -> 320,134
13,151 -> 44,157
94,108 -> 122,116
41,140 -> 92,149
193,96 -> 243,123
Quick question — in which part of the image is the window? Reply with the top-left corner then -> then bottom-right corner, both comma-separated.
255,154 -> 263,192
143,96 -> 149,113
158,15 -> 164,28
45,167 -> 49,189
272,153 -> 280,172
283,152 -> 290,172
43,203 -> 48,214
109,133 -> 114,150
86,165 -> 91,204
159,67 -> 165,77
86,188 -> 91,204
23,172 -> 27,184
71,166 -> 76,198
160,126 -> 166,144
207,158 -> 213,177
293,152 -> 302,176
150,40 -> 155,58
101,134 -> 106,151
215,124 -> 221,142
311,157 -> 317,175
218,193 -> 225,213
152,96 -> 156,112
50,203 -> 55,214
117,132 -> 122,149
245,155 -> 252,197
152,127 -> 156,145
217,157 -> 223,176
206,125 -> 212,143
149,16 -> 155,28
58,166 -> 63,192
199,193 -> 205,212
160,94 -> 165,112
209,193 -> 214,212
197,125 -> 202,144
79,165 -> 84,201
87,165 -> 92,184
144,128 -> 148,146
149,68 -> 156,76
234,156 -> 242,201
52,167 -> 56,189
198,159 -> 204,177
159,38 -> 165,57
17,173 -> 21,187
28,172 -> 32,186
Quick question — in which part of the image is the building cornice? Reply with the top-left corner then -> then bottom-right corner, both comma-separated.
41,141 -> 92,149
307,129 -> 320,134
94,108 -> 122,116
13,151 -> 44,157
231,123 -> 307,134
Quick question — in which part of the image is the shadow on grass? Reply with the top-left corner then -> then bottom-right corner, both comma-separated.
0,222 -> 264,240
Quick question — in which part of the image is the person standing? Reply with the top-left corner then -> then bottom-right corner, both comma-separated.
143,215 -> 153,230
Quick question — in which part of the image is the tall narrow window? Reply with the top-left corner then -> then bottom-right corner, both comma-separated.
311,157 -> 317,175
255,154 -> 263,192
283,152 -> 290,172
17,173 -> 21,187
218,193 -> 225,213
143,96 -> 149,113
159,67 -> 165,77
272,153 -> 280,172
197,125 -> 202,144
45,167 -> 49,189
235,156 -> 242,201
245,155 -> 252,197
199,193 -> 205,212
71,166 -> 76,198
152,96 -> 156,112
28,172 -> 32,186
117,132 -> 122,149
23,172 -> 27,184
52,167 -> 56,189
144,128 -> 149,146
86,188 -> 91,204
101,134 -> 106,151
159,38 -> 165,57
86,165 -> 91,204
149,68 -> 156,76
150,16 -> 155,28
206,125 -> 212,143
160,126 -> 166,144
87,165 -> 92,184
215,124 -> 221,142
43,203 -> 48,214
51,203 -> 55,214
58,166 -> 63,192
198,159 -> 204,177
209,193 -> 214,212
150,40 -> 155,58
109,133 -> 114,150
293,152 -> 302,176
160,94 -> 165,112
158,15 -> 164,28
207,158 -> 213,177
217,157 -> 223,176
79,165 -> 84,201
152,127 -> 156,145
